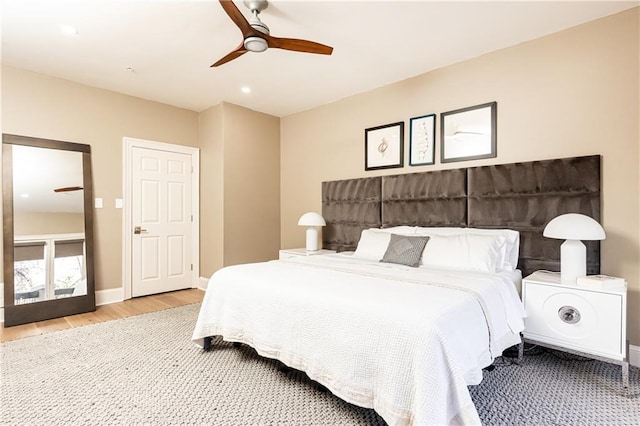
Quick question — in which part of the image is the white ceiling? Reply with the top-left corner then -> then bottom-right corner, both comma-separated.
1,0 -> 637,117
12,145 -> 85,214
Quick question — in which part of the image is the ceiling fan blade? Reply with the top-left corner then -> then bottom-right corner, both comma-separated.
54,186 -> 83,193
267,36 -> 333,55
211,43 -> 248,67
219,0 -> 255,39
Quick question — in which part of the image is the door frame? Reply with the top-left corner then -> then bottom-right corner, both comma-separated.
122,137 -> 200,300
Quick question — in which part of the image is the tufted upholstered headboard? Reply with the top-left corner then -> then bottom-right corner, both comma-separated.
321,176 -> 382,253
321,155 -> 601,277
381,169 -> 467,228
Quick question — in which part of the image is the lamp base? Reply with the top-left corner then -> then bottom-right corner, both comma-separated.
560,239 -> 586,284
305,227 -> 319,252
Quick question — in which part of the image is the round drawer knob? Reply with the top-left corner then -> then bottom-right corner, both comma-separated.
558,305 -> 581,324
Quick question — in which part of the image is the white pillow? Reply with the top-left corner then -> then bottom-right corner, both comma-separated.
413,227 -> 519,271
352,229 -> 391,261
374,226 -> 417,235
420,234 -> 503,273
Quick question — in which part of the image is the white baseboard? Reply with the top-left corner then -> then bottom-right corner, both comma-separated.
95,287 -> 124,306
198,276 -> 210,291
630,344 -> 640,368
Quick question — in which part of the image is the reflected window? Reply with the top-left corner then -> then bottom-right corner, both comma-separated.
54,239 -> 86,298
14,241 -> 46,304
13,235 -> 86,304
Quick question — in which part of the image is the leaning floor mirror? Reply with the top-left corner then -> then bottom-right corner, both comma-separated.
3,134 -> 95,327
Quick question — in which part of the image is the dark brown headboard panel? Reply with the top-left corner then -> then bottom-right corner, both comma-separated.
322,177 -> 382,252
321,155 -> 601,276
381,169 -> 467,228
467,155 -> 601,277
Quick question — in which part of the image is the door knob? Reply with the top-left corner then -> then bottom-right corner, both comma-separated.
133,226 -> 147,234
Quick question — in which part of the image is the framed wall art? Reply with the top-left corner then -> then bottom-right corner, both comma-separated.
409,114 -> 436,166
365,121 -> 404,171
441,102 -> 496,163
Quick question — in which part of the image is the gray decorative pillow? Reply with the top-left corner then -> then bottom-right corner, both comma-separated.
380,234 -> 430,267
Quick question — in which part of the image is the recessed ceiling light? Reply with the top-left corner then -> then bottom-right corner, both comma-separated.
20,193 -> 29,198
59,24 -> 78,37
241,86 -> 251,94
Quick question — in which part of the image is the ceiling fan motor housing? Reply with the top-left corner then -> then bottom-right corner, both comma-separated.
243,0 -> 269,52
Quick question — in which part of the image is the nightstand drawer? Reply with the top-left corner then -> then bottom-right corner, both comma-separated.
523,283 -> 624,359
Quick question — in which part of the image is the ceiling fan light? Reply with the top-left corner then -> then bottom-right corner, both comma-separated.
244,36 -> 268,53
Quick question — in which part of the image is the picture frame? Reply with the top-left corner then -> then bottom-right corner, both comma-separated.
365,121 -> 404,171
409,114 -> 436,166
441,101 -> 497,163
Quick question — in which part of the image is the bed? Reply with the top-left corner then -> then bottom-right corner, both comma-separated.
192,155 -> 601,425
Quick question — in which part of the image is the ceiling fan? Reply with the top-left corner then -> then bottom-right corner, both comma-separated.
212,0 -> 333,67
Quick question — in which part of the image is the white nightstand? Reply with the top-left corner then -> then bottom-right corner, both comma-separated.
520,270 -> 629,391
278,248 -> 336,260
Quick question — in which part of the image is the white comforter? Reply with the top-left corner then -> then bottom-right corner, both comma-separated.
192,254 -> 526,425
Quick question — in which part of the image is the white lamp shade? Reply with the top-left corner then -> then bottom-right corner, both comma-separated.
543,213 -> 605,241
297,212 -> 326,227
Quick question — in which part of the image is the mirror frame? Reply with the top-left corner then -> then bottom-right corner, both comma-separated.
2,134 -> 95,327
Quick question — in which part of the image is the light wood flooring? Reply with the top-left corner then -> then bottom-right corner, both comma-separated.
0,288 -> 204,343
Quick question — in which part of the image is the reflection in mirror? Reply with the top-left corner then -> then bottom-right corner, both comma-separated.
12,145 -> 87,304
3,134 -> 95,327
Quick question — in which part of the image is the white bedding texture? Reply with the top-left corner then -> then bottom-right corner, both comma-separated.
192,253 -> 526,425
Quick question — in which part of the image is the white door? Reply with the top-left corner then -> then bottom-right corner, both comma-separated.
131,146 -> 193,297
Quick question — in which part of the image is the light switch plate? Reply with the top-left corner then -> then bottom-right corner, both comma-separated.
115,198 -> 123,209
95,198 -> 103,209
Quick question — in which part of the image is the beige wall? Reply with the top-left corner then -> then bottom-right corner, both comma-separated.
222,103 -> 280,266
1,66 -> 199,291
199,104 -> 225,277
198,102 -> 280,276
281,8 -> 640,344
14,212 -> 84,236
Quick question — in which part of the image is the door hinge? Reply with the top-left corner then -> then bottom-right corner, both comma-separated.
190,264 -> 193,271
191,214 -> 193,222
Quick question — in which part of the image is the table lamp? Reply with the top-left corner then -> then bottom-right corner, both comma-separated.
543,213 -> 605,283
298,212 -> 326,252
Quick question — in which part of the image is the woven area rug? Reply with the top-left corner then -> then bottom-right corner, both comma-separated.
1,303 -> 638,425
